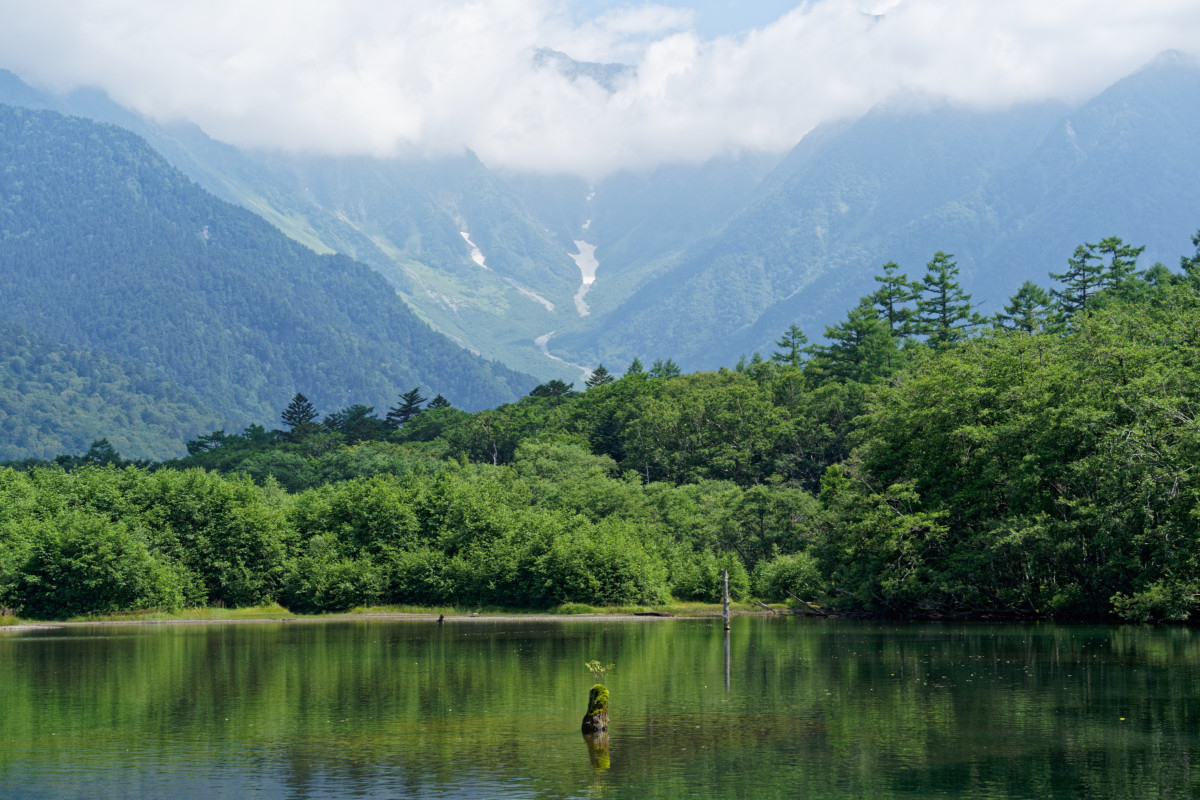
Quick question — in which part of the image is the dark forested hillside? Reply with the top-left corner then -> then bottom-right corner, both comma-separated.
0,104 -> 534,455
0,320 -> 219,460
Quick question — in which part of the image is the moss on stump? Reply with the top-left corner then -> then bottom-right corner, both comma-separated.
581,683 -> 609,734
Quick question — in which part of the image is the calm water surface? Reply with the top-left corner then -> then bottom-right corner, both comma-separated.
1,617 -> 1197,799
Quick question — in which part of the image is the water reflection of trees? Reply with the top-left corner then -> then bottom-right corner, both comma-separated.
0,620 -> 1197,798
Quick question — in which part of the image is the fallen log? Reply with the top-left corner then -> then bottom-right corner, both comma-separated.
786,591 -> 829,616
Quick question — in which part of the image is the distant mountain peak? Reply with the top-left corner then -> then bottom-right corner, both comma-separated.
532,48 -> 634,93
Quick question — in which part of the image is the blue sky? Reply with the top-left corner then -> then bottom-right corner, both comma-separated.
567,0 -> 804,39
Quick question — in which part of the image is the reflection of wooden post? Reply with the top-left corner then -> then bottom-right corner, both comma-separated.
581,684 -> 609,734
724,627 -> 731,692
722,568 -> 730,631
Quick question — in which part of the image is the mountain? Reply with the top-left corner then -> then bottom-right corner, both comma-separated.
564,51 -> 1200,369
0,104 -> 534,457
3,52 -> 1197,381
0,70 -> 587,382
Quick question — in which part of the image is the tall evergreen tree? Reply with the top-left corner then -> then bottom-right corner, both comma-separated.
915,252 -> 978,347
805,301 -> 900,383
427,394 -> 452,409
529,379 -> 577,400
625,357 -> 645,376
585,364 -> 615,388
1050,244 -> 1104,321
1094,236 -> 1145,291
281,393 -> 318,430
649,358 -> 681,378
994,281 -> 1055,333
771,324 -> 808,367
869,261 -> 920,338
1182,230 -> 1200,282
326,404 -> 386,441
386,388 -> 426,428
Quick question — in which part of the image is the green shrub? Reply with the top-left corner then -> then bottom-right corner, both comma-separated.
753,552 -> 822,601
280,536 -> 384,612
3,511 -> 184,619
669,549 -> 749,602
537,519 -> 669,606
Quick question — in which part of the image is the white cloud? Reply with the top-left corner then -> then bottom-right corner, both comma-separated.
0,0 -> 1197,177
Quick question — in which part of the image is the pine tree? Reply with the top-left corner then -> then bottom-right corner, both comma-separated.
994,281 -> 1055,333
649,358 -> 681,378
1050,244 -> 1104,321
771,324 -> 808,366
585,364 -> 615,388
386,388 -> 426,428
915,251 -> 978,347
805,301 -> 899,382
1182,230 -> 1200,281
427,394 -> 452,409
281,393 -> 318,430
625,357 -> 645,376
869,261 -> 920,338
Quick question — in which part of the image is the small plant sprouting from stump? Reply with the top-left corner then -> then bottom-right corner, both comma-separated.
581,660 -> 613,735
584,660 -> 612,682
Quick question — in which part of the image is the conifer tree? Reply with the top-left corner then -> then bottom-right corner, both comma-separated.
805,301 -> 899,383
1182,230 -> 1200,281
771,324 -> 808,366
994,281 -> 1055,333
427,394 -> 452,409
1050,244 -> 1104,321
649,358 -> 681,378
386,388 -> 426,428
869,261 -> 920,337
625,357 -> 645,376
281,393 -> 318,430
1095,236 -> 1145,289
585,364 -> 615,388
915,251 -> 979,347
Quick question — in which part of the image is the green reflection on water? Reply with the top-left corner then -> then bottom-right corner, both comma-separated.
1,618 -> 1198,799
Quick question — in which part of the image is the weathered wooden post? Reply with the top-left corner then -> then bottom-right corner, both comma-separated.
722,567 -> 731,631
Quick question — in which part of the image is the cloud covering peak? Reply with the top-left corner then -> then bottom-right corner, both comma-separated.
1,0 -> 1197,178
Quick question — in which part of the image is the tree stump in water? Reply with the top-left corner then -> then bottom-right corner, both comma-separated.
581,684 -> 609,734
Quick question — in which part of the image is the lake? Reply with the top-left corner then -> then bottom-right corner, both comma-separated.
2,617 -> 1198,799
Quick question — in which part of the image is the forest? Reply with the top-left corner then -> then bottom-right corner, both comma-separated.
2,231 -> 1199,623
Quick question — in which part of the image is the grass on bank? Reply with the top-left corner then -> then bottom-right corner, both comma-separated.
32,601 -> 761,624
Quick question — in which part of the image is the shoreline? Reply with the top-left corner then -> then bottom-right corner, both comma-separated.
1,608 -> 766,630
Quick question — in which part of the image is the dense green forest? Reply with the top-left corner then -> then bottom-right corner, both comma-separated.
0,320 -> 221,461
2,232 -> 1199,623
0,104 -> 533,458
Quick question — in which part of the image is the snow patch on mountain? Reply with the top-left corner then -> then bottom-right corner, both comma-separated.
508,279 -> 555,312
460,231 -> 489,269
570,239 -> 599,316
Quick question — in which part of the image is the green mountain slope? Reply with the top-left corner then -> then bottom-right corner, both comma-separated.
0,104 -> 534,454
0,319 -> 220,461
